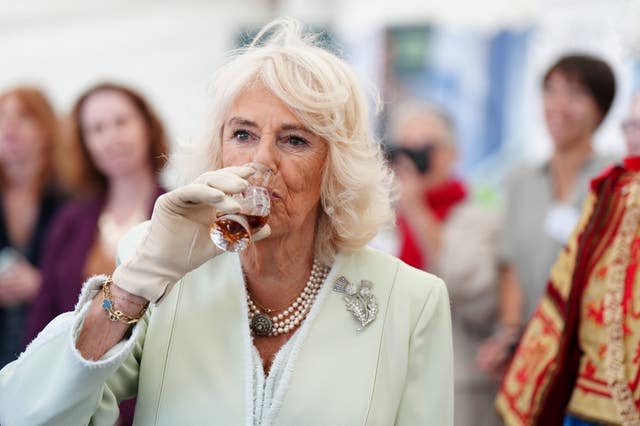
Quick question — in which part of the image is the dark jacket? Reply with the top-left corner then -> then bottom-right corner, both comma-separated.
0,192 -> 63,367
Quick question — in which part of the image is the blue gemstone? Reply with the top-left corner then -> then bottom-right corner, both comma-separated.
102,299 -> 112,309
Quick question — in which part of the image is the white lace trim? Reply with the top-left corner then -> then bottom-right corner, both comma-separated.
239,254 -> 344,426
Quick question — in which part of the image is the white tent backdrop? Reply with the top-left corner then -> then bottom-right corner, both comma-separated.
2,0 -> 639,183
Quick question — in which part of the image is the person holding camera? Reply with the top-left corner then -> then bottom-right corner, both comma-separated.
386,102 -> 501,426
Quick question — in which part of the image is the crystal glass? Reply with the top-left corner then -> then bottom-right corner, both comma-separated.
210,163 -> 273,252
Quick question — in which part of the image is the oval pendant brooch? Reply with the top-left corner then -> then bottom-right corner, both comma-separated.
250,313 -> 273,336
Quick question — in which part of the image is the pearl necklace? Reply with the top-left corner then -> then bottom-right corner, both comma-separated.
247,259 -> 329,337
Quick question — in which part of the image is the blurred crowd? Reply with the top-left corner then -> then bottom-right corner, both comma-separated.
0,49 -> 639,425
0,83 -> 168,424
373,53 -> 639,426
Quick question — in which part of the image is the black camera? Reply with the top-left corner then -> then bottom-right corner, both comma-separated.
386,145 -> 434,174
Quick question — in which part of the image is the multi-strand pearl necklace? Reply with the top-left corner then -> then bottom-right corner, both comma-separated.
247,259 -> 329,337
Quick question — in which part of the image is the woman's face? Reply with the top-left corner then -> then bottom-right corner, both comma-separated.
0,95 -> 47,169
543,71 -> 602,150
220,83 -> 328,238
80,90 -> 152,179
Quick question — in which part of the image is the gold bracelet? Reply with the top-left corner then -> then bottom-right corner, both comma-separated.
101,277 -> 148,324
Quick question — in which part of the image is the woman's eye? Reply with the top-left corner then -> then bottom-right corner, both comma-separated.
115,116 -> 129,127
285,135 -> 308,147
88,123 -> 103,136
233,129 -> 252,142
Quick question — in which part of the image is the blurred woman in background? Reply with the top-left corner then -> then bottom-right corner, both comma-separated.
0,86 -> 63,368
27,82 -> 168,338
26,82 -> 168,426
478,54 -> 617,374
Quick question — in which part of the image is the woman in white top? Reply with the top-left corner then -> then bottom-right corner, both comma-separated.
0,18 -> 453,426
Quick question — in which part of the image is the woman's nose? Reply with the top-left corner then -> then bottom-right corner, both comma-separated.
252,136 -> 279,171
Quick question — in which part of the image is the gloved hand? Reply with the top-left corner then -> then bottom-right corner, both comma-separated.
113,166 -> 271,303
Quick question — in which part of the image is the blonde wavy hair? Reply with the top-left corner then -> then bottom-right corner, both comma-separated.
170,18 -> 394,264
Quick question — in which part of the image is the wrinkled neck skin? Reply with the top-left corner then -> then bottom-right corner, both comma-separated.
240,209 -> 318,310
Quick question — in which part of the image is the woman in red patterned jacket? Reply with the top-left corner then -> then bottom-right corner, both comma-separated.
497,93 -> 640,425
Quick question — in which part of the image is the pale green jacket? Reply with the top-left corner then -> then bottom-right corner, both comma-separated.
0,241 -> 453,425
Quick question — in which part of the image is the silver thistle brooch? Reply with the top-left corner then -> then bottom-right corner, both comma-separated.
334,276 -> 378,331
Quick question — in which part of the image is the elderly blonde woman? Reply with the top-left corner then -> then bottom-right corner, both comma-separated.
0,19 -> 453,426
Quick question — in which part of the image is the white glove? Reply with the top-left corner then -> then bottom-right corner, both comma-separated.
113,166 -> 271,303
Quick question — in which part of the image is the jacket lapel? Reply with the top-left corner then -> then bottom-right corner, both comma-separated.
273,248 -> 398,426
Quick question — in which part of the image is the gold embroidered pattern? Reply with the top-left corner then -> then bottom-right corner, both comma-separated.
604,176 -> 640,426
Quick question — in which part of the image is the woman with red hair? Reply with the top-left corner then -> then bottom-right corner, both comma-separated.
0,86 -> 64,368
